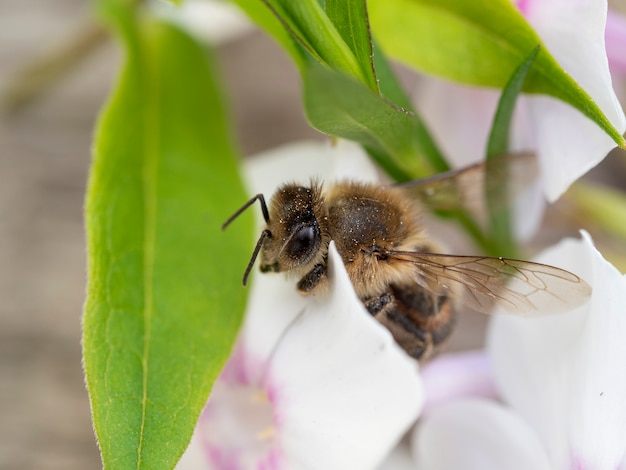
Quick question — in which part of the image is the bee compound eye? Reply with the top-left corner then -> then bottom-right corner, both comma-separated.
287,224 -> 319,260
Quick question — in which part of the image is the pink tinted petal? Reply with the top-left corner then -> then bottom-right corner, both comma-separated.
606,10 -> 626,76
488,232 -> 626,469
269,244 -> 423,470
421,350 -> 499,411
521,0 -> 626,201
411,399 -> 551,470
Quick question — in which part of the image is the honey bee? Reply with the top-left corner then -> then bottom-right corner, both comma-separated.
223,154 -> 591,361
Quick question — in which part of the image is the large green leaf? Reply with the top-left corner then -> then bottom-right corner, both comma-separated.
83,4 -> 251,468
369,0 -> 626,147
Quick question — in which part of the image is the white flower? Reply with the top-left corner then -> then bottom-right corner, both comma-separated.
411,398 -> 553,470
177,141 -> 423,470
153,0 -> 253,45
405,231 -> 626,469
414,0 -> 626,202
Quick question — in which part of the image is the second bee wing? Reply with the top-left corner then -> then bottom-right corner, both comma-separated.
386,250 -> 591,316
394,152 -> 538,218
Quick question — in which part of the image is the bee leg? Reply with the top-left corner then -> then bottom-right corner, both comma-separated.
297,263 -> 327,293
364,293 -> 393,315
385,309 -> 432,360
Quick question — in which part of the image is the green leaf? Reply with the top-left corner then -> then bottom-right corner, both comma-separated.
371,40 -> 449,173
325,0 -> 378,92
369,0 -> 626,148
484,47 -> 539,257
233,0 -> 448,176
84,5 -> 251,469
261,0 -> 373,89
303,61 -> 435,179
486,47 -> 539,159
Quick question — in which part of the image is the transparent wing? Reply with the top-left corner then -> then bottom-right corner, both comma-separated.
394,152 -> 538,216
386,250 -> 591,315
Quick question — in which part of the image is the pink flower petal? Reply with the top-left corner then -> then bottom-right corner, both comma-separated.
606,10 -> 626,76
421,350 -> 498,411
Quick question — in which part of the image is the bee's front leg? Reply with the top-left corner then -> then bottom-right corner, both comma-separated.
364,292 -> 432,360
384,309 -> 432,360
364,293 -> 393,315
297,263 -> 327,294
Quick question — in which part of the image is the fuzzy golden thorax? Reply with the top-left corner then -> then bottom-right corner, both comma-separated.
324,182 -> 437,299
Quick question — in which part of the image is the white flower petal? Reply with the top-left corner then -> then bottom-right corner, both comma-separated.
411,399 -> 552,470
268,243 -> 423,470
176,432 -> 211,469
376,441 -> 416,470
522,0 -> 626,201
488,231 -> 626,469
244,140 -> 380,200
527,95 -> 623,202
241,271 -> 308,368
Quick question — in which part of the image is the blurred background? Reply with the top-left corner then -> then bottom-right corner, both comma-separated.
1,1 -> 624,469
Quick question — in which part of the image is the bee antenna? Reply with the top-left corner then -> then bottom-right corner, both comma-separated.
242,229 -> 272,286
222,194 -> 270,230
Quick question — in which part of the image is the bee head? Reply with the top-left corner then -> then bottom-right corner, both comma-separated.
222,182 -> 325,286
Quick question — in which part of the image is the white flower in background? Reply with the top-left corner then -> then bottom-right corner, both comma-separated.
414,0 -> 626,202
411,398 -> 554,470
153,0 -> 253,44
405,231 -> 626,469
177,141 -> 423,470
